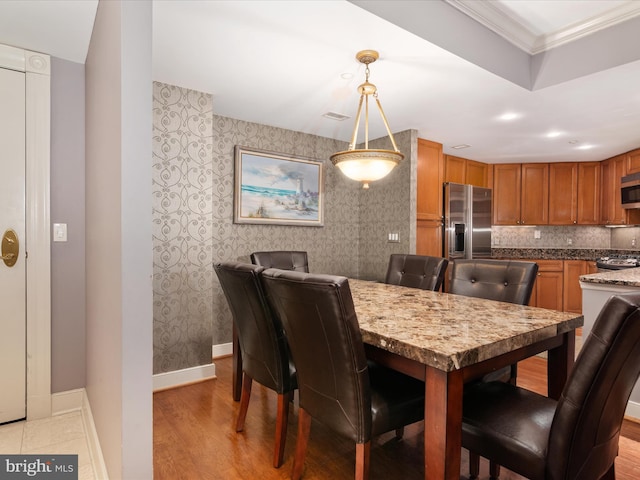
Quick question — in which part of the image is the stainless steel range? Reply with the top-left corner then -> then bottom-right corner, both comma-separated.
595,254 -> 640,272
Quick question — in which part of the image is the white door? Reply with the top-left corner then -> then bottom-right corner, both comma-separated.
0,66 -> 26,424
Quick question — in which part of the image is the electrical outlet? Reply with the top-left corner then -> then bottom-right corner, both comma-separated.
632,238 -> 637,247
567,238 -> 573,245
534,230 -> 541,239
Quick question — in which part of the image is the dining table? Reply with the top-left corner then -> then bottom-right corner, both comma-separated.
349,279 -> 583,479
231,277 -> 584,480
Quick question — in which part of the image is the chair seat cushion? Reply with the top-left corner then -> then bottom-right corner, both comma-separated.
368,362 -> 425,437
462,381 -> 556,480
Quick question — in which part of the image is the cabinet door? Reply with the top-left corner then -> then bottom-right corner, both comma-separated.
417,139 -> 444,222
417,219 -> 443,257
577,162 -> 600,224
549,163 -> 578,225
534,260 -> 564,311
626,148 -> 640,175
563,260 -> 587,314
417,139 -> 444,256
535,271 -> 563,311
444,155 -> 466,184
466,159 -> 490,188
600,158 -> 613,224
493,164 -> 521,225
520,163 -> 549,225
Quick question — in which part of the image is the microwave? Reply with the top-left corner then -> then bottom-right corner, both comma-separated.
621,172 -> 640,209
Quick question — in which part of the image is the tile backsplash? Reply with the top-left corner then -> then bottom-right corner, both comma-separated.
493,225 -> 640,252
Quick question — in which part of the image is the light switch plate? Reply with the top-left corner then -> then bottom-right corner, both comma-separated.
53,223 -> 67,242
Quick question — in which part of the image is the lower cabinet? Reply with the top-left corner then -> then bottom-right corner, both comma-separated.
527,259 -> 594,313
530,260 -> 564,311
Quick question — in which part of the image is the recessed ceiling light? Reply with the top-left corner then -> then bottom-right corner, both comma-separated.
546,131 -> 562,138
451,144 -> 471,149
576,144 -> 594,150
498,112 -> 520,121
322,111 -> 350,121
341,73 -> 354,80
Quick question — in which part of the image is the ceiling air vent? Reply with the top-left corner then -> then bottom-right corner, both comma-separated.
452,144 -> 471,149
323,111 -> 350,121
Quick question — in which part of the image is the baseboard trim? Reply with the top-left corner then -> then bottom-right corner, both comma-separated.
82,390 -> 109,480
51,388 -> 84,416
213,342 -> 232,359
153,363 -> 216,392
51,388 -> 108,479
625,399 -> 640,421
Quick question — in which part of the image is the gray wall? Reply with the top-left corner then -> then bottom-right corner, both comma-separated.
85,1 -> 153,478
50,57 -> 86,393
152,81 -> 421,373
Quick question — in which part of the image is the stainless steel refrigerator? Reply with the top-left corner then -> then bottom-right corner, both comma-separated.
443,182 -> 492,259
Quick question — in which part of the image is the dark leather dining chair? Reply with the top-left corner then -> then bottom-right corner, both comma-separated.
250,250 -> 309,272
449,258 -> 538,477
384,253 -> 449,291
462,292 -> 640,480
213,261 -> 297,468
261,269 -> 425,480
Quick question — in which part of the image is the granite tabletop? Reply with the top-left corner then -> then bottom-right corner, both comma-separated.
349,279 -> 583,372
580,267 -> 640,287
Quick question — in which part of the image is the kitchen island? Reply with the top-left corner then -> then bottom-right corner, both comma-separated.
580,268 -> 640,419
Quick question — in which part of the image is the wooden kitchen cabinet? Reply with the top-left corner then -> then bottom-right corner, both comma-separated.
444,154 -> 491,188
549,163 -> 578,224
416,138 -> 444,257
530,259 -> 563,311
601,153 -> 640,225
548,162 -> 599,225
626,148 -> 640,174
563,260 -> 587,314
576,162 -> 600,224
493,163 -> 548,225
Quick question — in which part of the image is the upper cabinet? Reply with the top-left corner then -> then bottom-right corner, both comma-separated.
444,154 -> 492,188
626,148 -> 640,175
416,139 -> 444,257
493,163 -> 548,225
548,162 -> 600,225
601,153 -> 640,225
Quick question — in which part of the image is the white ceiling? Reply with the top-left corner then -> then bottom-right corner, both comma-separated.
1,0 -> 640,164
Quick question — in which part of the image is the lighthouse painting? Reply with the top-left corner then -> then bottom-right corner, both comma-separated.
234,146 -> 324,226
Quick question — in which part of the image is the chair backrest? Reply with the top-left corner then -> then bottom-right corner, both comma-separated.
261,269 -> 372,443
547,292 -> 640,480
214,261 -> 295,393
250,251 -> 309,272
448,259 -> 538,305
385,254 -> 449,291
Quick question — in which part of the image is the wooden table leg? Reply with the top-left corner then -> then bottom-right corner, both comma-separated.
424,366 -> 464,480
547,331 -> 576,400
232,325 -> 242,402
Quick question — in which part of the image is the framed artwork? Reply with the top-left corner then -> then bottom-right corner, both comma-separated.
233,146 -> 324,226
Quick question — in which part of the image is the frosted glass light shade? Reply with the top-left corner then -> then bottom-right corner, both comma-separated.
330,149 -> 403,189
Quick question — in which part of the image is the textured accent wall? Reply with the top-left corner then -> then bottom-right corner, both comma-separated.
358,129 -> 418,281
152,82 -> 420,373
152,83 -> 214,373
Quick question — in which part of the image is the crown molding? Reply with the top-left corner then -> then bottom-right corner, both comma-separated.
447,0 -> 640,54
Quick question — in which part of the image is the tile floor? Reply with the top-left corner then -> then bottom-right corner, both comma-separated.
0,411 -> 96,479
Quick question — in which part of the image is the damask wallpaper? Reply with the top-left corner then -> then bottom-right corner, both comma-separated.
152,81 -> 419,374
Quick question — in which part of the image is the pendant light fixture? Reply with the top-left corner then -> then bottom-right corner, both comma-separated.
330,50 -> 404,189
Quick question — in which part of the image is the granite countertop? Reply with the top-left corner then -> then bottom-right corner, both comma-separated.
580,267 -> 640,287
349,279 -> 583,372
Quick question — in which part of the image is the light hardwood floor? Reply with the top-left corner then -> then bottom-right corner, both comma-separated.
154,355 -> 640,479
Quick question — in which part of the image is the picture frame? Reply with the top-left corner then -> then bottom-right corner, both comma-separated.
233,146 -> 324,226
